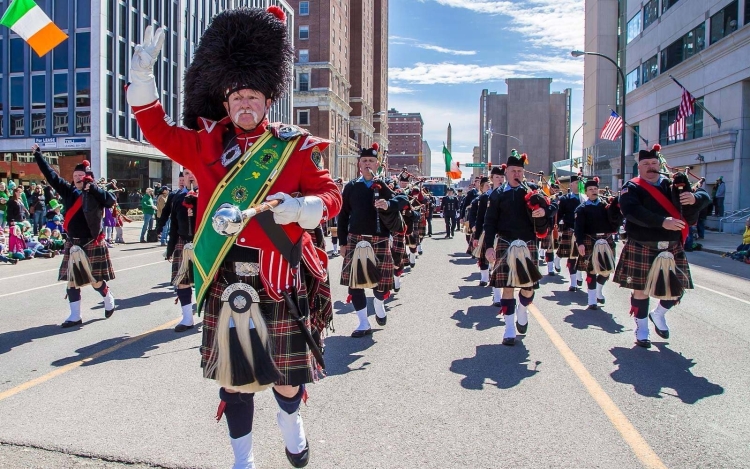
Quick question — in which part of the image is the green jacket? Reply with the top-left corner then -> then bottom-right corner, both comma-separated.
0,189 -> 8,213
140,194 -> 156,215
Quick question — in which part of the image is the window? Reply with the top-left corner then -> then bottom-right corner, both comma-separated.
660,23 -> 705,73
659,98 -> 704,145
626,12 -> 641,43
299,72 -> 309,92
53,112 -> 68,134
643,0 -> 658,29
625,68 -> 639,93
299,1 -> 309,15
298,110 -> 310,126
54,74 -> 68,108
9,77 -> 24,112
746,0 -> 750,26
32,114 -> 47,135
710,1 -> 738,44
31,46 -> 46,71
53,42 -> 68,70
662,0 -> 680,13
299,49 -> 309,63
32,75 -> 46,110
639,55 -> 657,85
77,73 -> 91,107
10,38 -> 23,73
55,0 -> 69,30
76,32 -> 91,68
77,0 -> 91,27
632,124 -> 640,153
299,25 -> 309,40
11,115 -> 25,136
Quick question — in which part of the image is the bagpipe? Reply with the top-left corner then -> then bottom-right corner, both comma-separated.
516,178 -> 551,239
652,144 -> 705,225
523,169 -> 553,196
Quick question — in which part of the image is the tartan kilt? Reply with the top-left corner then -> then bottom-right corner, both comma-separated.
539,230 -> 557,251
614,240 -> 692,291
200,267 -> 313,386
340,234 -> 395,293
491,238 -> 540,289
58,238 -> 115,282
418,220 -> 427,239
391,233 -> 408,269
170,236 -> 194,285
578,234 -> 616,274
556,227 -> 575,258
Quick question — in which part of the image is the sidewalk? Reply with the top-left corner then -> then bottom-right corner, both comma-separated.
696,230 -> 743,256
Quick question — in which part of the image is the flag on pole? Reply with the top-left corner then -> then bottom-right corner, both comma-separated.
668,117 -> 686,141
1,0 -> 68,57
599,110 -> 624,141
676,87 -> 695,121
443,144 -> 462,180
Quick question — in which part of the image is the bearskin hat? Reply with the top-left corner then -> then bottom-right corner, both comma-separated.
491,164 -> 506,176
584,176 -> 600,189
507,149 -> 529,168
182,7 -> 294,130
638,143 -> 661,161
359,142 -> 380,159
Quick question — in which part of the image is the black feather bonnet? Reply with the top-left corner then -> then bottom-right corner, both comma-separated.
182,7 -> 294,130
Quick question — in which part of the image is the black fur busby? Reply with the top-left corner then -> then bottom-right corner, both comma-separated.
585,176 -> 600,189
491,164 -> 506,176
182,7 -> 294,130
507,149 -> 528,168
359,142 -> 380,159
638,143 -> 661,161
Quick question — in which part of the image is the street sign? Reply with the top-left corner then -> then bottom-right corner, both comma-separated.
463,163 -> 486,167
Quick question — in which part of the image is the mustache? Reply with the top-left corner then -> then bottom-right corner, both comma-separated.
233,109 -> 259,122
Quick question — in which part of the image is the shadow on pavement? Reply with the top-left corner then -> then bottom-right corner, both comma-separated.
564,308 -> 625,334
609,343 -> 724,404
449,257 -> 476,266
50,325 -> 202,368
539,273 -> 566,286
322,334 -> 376,376
91,290 -> 175,311
449,285 -> 492,301
118,246 -> 162,251
451,305 -> 503,331
333,300 -> 351,316
541,289 -> 583,307
0,324 -> 71,355
450,341 -> 540,390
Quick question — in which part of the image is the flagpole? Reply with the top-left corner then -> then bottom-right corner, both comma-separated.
608,106 -> 648,146
668,75 -> 721,128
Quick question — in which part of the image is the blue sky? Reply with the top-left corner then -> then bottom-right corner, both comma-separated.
387,0 -> 585,177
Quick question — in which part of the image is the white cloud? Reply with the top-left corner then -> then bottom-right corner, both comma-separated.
389,86 -> 418,94
388,35 -> 477,56
424,0 -> 584,51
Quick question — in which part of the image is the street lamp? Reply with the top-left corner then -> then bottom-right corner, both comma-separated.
571,50 -> 626,187
569,122 -> 586,178
485,130 -> 523,166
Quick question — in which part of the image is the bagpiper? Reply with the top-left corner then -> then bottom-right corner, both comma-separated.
556,174 -> 586,291
468,176 -> 491,286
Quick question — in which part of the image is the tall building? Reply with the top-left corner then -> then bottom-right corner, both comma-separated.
622,0 -> 750,212
472,145 -> 482,179
0,0 -> 293,208
421,140 -> 431,176
288,0 -> 388,180
387,108 -> 424,176
479,80 -> 571,176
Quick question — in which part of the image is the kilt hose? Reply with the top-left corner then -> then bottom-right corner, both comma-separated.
58,238 -> 115,282
578,234 -> 616,274
490,238 -> 540,289
391,233 -> 408,270
201,265 -> 314,386
170,236 -> 193,285
556,227 -> 575,258
614,240 -> 692,292
340,234 -> 395,293
418,219 -> 427,240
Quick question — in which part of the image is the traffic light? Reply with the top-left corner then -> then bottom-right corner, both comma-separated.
456,161 -> 460,167
487,163 -> 493,170
587,154 -> 593,166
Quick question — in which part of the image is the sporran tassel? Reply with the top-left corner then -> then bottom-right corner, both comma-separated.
350,241 -> 379,289
505,240 -> 538,288
172,242 -> 194,286
68,245 -> 95,288
668,270 -> 684,298
592,239 -> 615,277
644,251 -> 681,300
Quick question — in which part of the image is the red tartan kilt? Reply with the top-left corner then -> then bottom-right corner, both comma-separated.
200,268 -> 313,386
539,230 -> 557,250
578,234 -> 616,273
340,234 -> 395,293
490,239 -> 540,289
170,237 -> 194,285
58,239 -> 115,282
418,221 -> 427,238
556,228 -> 575,258
391,233 -> 408,269
614,240 -> 693,291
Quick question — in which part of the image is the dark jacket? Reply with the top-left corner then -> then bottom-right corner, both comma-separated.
338,179 -> 400,240
557,192 -> 583,229
483,183 -> 556,247
166,190 -> 196,258
473,192 -> 490,240
459,188 -> 479,220
441,195 -> 459,213
6,198 -> 28,223
573,198 -> 621,247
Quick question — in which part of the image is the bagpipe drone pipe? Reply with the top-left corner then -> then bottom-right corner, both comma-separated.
518,179 -> 551,239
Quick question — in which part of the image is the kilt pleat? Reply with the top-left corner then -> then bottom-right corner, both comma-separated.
614,240 -> 692,291
490,239 -> 540,289
556,227 -> 575,258
391,233 -> 408,269
539,230 -> 557,250
578,234 -> 616,274
170,236 -> 193,285
58,239 -> 115,282
201,268 -> 313,386
340,234 -> 395,292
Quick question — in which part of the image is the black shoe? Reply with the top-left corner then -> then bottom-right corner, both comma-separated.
635,339 -> 652,349
548,272 -> 555,277
61,320 -> 83,328
375,315 -> 387,326
285,440 -> 310,468
8,258 -> 18,265
649,314 -> 670,339
502,337 -> 516,346
409,263 -> 416,268
479,281 -> 488,287
516,322 -> 528,334
587,304 -> 598,310
428,234 -> 432,237
394,287 -> 400,293
105,305 -> 116,319
597,297 -> 605,305
568,286 -> 579,292
577,280 -> 583,287
492,302 -> 502,307
351,328 -> 372,338
174,324 -> 194,332
555,267 -> 561,273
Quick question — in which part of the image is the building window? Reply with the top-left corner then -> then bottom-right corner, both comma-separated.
643,0 -> 658,29
31,114 -> 47,135
625,68 -> 639,93
632,124 -> 640,153
641,55 -> 658,84
299,49 -> 309,63
76,111 -> 91,134
662,0 -> 680,13
710,1 -> 738,44
32,75 -> 46,110
659,98 -> 704,145
75,32 -> 91,68
76,72 -> 91,107
31,46 -> 46,71
660,23 -> 705,73
106,111 -> 114,136
54,74 -> 68,108
11,115 -> 25,136
626,12 -> 641,43
297,110 -> 310,126
10,77 -> 24,111
53,42 -> 68,70
298,72 -> 309,92
299,25 -> 309,40
746,0 -> 750,26
10,38 -> 24,73
52,112 -> 68,134
299,1 -> 309,15
77,0 -> 91,27
55,0 -> 69,30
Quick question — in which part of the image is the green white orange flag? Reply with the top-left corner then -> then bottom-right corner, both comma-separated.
1,0 -> 68,57
443,144 -> 462,180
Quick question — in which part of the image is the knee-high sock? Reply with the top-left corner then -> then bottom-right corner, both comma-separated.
492,287 -> 501,303
221,389 -> 255,469
274,386 -> 307,455
517,291 -> 533,326
93,282 -> 115,311
630,297 -> 650,319
588,289 -> 598,306
66,287 -> 82,322
374,298 -> 387,319
176,287 -> 193,325
480,269 -> 489,283
554,254 -> 561,270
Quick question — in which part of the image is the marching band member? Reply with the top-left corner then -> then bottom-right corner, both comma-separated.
328,178 -> 344,258
488,165 -> 505,306
469,176 -> 491,287
556,174 -> 585,291
460,177 -> 480,255
441,188 -> 460,238
613,145 -> 710,348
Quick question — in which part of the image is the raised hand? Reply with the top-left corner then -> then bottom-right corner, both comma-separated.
127,25 -> 165,106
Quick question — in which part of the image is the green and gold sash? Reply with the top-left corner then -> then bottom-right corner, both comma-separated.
193,132 -> 299,310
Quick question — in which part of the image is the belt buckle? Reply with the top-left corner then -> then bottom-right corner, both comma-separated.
657,241 -> 669,250
234,262 -> 260,277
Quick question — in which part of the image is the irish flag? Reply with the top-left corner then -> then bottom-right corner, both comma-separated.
443,145 -> 462,180
1,0 -> 68,57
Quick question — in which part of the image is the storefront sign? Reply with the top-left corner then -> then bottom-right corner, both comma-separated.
59,137 -> 89,149
34,137 -> 57,149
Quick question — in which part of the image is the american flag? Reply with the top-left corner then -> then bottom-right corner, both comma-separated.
599,110 -> 624,141
676,88 -> 695,121
668,117 -> 686,141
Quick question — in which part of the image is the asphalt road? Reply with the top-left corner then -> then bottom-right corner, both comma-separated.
1,227 -> 749,468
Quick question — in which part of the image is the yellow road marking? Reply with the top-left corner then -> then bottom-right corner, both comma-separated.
0,261 -> 165,299
528,304 -> 668,469
0,318 -> 181,402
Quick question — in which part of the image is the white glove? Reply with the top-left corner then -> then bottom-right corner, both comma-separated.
267,193 -> 324,229
127,26 -> 165,106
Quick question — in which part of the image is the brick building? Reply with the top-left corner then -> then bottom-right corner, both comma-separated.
387,109 -> 426,177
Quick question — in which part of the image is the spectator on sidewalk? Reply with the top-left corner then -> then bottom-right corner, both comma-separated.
6,185 -> 29,225
0,181 -> 9,230
140,187 -> 156,242
50,228 -> 66,253
103,206 -> 117,246
156,185 -> 170,246
0,231 -> 18,264
112,203 -> 132,244
713,176 -> 726,217
29,184 -> 46,235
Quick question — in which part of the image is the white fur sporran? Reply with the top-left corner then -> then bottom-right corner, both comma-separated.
67,245 -> 95,288
350,240 -> 380,289
591,239 -> 615,277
